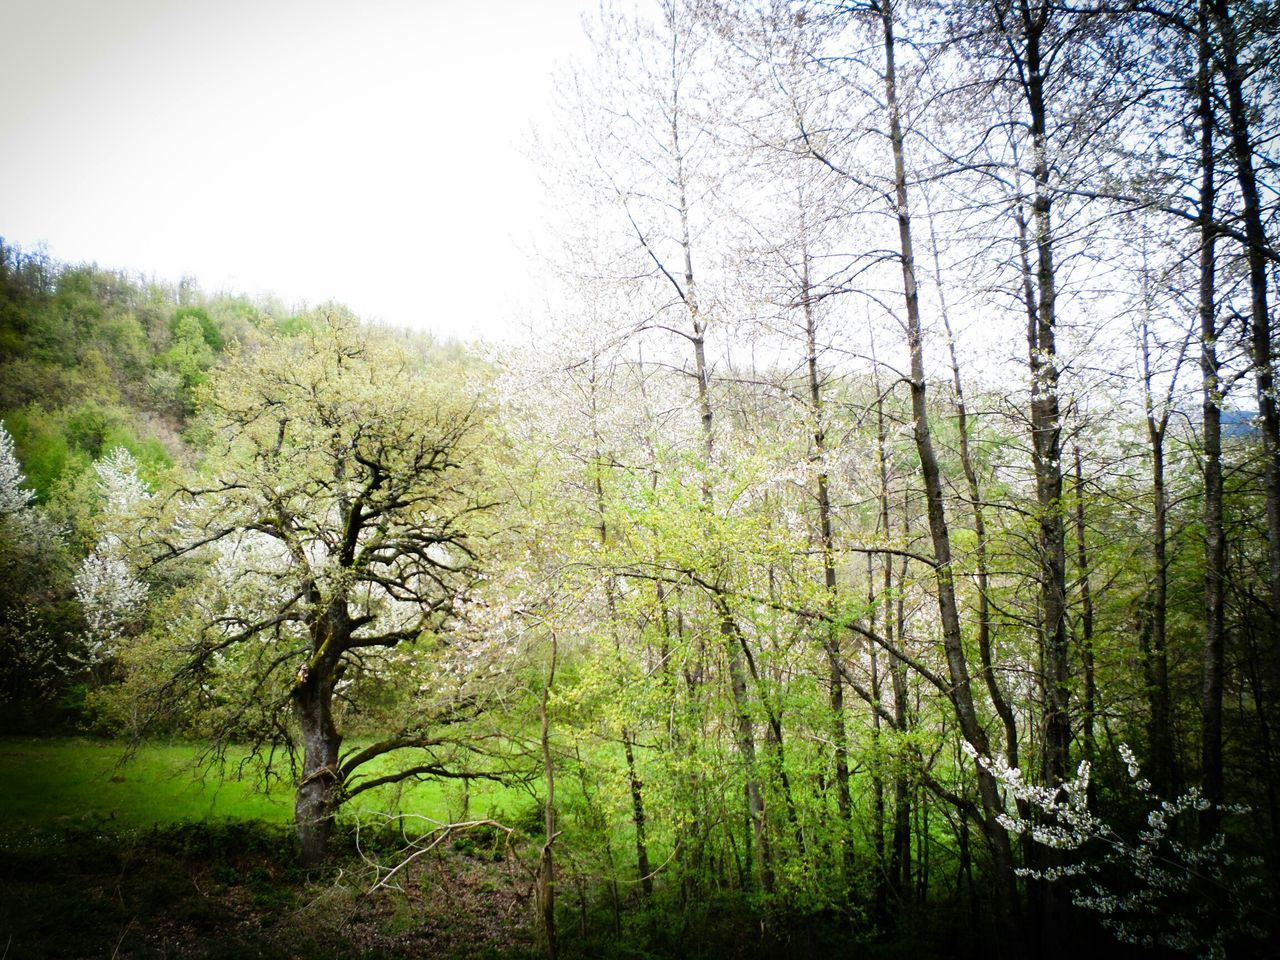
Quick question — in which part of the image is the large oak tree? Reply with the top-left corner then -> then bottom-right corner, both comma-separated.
148,314 -> 492,863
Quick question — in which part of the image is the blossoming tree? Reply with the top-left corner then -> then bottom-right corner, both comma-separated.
140,314 -> 494,864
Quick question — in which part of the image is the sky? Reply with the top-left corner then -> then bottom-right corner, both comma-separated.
0,0 -> 593,342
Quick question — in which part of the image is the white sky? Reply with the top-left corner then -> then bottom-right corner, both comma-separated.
0,0 -> 593,342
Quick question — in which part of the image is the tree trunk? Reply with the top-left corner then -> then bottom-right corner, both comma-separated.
1197,0 -> 1227,836
623,732 -> 653,897
1207,0 -> 1280,646
539,632 -> 558,960
292,598 -> 350,867
1020,2 -> 1071,801
682,191 -> 769,899
1072,446 -> 1097,799
870,627 -> 888,918
1005,9 -> 1071,942
931,202 -> 1021,770
877,3 -> 1020,945
802,234 -> 853,882
1140,311 -> 1179,796
293,663 -> 342,867
874,375 -> 912,913
659,29 -> 771,887
588,363 -> 655,897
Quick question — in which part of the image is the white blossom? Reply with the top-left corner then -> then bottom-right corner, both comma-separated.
0,421 -> 35,518
972,742 -> 1262,957
93,447 -> 150,514
73,448 -> 153,664
73,552 -> 149,663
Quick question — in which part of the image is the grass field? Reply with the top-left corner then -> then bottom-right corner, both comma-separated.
0,736 -> 529,833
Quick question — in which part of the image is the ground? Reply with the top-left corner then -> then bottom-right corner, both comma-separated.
0,738 -> 540,959
0,820 -> 538,959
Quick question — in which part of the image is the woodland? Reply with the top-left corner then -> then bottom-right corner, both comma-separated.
2,0 -> 1279,958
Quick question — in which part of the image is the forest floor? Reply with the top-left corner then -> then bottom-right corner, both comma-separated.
0,817 -> 947,960
3,738 -> 1203,958
0,737 -> 544,958
0,819 -> 540,959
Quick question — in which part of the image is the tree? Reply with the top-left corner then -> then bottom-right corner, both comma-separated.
0,419 -> 80,724
141,313 -> 493,864
867,0 -> 1022,940
73,448 -> 152,675
553,0 -> 776,893
0,420 -> 34,518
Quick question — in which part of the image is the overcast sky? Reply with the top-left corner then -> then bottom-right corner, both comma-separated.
0,0 -> 593,341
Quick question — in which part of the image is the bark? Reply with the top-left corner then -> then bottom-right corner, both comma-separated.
889,666 -> 912,902
539,632 -> 558,960
1242,621 -> 1280,851
1003,7 -> 1070,941
870,628 -> 887,918
1019,1 -> 1071,800
915,792 -> 929,905
293,602 -> 348,867
1140,314 -> 1178,796
891,458 -> 913,906
1072,447 -> 1097,797
958,814 -> 979,931
623,733 -> 653,897
931,204 -> 1020,769
874,375 -> 912,909
294,669 -> 342,868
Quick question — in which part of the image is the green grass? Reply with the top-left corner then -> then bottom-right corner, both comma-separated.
0,737 -> 528,833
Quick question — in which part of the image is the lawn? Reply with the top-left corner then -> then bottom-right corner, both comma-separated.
0,737 -> 528,833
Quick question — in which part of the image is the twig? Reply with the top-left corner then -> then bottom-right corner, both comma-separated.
366,819 -> 515,895
110,918 -> 136,960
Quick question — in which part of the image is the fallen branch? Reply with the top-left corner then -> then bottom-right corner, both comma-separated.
365,818 -> 516,895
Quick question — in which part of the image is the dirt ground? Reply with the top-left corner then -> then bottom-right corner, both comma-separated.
0,823 -> 539,959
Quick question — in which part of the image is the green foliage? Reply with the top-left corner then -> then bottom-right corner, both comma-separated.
3,212 -> 1277,957
4,406 -> 78,496
0,425 -> 82,729
155,315 -> 216,412
169,305 -> 225,352
272,310 -> 320,338
5,402 -> 172,499
0,242 -> 299,733
0,239 -> 298,497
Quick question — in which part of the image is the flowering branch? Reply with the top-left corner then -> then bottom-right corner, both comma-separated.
961,741 -> 1265,957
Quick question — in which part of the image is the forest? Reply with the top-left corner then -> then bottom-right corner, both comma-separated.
2,0 -> 1279,957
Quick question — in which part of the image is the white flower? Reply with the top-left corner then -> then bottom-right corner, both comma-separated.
72,448 -> 154,664
0,421 -> 35,517
74,551 -> 148,663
